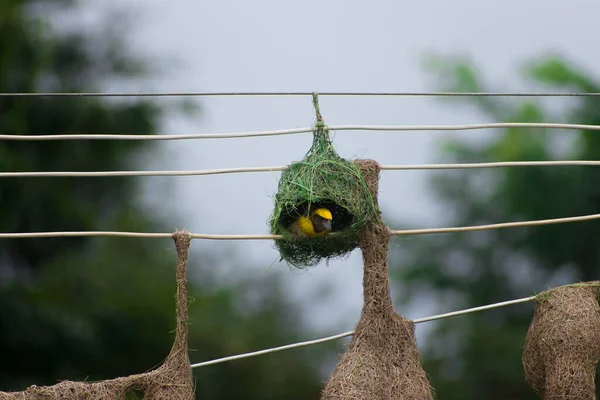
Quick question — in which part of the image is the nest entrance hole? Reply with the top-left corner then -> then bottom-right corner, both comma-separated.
125,389 -> 145,399
277,199 -> 354,236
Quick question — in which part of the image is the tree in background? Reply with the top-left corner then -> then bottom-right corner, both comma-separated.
390,54 -> 600,399
0,2 -> 326,398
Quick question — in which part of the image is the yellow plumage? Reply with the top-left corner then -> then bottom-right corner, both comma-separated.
289,208 -> 333,239
295,216 -> 320,237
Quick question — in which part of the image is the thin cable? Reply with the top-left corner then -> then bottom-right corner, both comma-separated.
0,231 -> 172,239
390,213 -> 600,236
190,295 -> 536,368
0,231 -> 279,240
0,127 -> 315,141
381,160 -> 600,170
1,213 -> 598,239
2,161 -> 599,178
1,122 -> 600,141
413,295 -> 536,323
190,234 -> 277,240
2,91 -> 600,97
0,166 -> 286,178
190,330 -> 355,368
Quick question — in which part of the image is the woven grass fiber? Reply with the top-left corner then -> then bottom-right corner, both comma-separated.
321,160 -> 433,400
269,97 -> 379,268
0,231 -> 194,400
523,282 -> 600,399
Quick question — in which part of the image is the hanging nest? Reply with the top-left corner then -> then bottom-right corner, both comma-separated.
321,162 -> 433,400
269,114 -> 379,268
0,231 -> 194,400
522,282 -> 600,399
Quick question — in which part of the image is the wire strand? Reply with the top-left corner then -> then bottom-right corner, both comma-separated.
2,91 -> 600,97
1,122 -> 600,141
0,166 -> 286,178
0,231 -> 173,239
382,160 -> 600,170
190,295 -> 536,368
389,213 -> 600,236
1,160 -> 599,178
1,213 -> 598,239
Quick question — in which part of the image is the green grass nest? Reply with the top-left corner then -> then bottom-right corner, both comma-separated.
269,122 -> 380,268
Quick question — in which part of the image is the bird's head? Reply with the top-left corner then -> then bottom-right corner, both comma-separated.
310,208 -> 333,232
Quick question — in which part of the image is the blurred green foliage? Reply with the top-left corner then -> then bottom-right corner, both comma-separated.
391,54 -> 600,399
0,2 -> 326,398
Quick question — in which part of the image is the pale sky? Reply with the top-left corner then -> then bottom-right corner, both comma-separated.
81,0 -> 600,337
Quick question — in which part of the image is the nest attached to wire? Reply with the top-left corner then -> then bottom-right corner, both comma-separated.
269,122 -> 380,268
321,161 -> 433,400
0,232 -> 195,400
522,282 -> 600,399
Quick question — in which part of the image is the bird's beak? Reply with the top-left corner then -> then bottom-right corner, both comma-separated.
324,220 -> 332,231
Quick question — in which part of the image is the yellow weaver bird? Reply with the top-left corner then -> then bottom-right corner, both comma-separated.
288,208 -> 333,241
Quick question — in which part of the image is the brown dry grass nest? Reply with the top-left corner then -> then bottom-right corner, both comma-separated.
0,231 -> 194,400
523,282 -> 600,399
321,160 -> 433,400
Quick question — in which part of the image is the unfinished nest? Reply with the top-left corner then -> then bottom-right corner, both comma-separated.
323,309 -> 433,400
0,231 -> 194,400
269,121 -> 379,268
321,160 -> 432,400
522,282 -> 600,399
